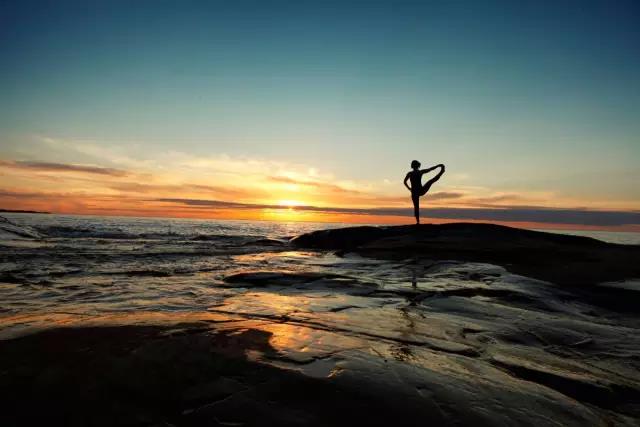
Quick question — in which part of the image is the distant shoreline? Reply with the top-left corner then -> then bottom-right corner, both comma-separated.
0,209 -> 50,214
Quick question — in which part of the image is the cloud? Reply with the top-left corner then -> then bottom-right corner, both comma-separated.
39,137 -> 154,170
471,194 -> 521,204
154,197 -> 640,227
0,189 -> 48,199
108,182 -> 246,197
0,160 -> 128,177
428,191 -> 466,200
36,136 -> 339,185
267,176 -> 360,194
156,198 -> 256,208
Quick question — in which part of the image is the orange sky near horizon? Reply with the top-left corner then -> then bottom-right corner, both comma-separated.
1,156 -> 639,233
1,137 -> 639,232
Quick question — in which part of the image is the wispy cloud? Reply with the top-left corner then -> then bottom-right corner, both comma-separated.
469,194 -> 522,204
429,191 -> 466,200
0,160 -> 128,177
107,182 -> 247,198
267,176 -> 359,194
0,189 -> 48,199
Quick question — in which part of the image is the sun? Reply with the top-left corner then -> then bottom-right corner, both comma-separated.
259,200 -> 309,221
277,199 -> 303,208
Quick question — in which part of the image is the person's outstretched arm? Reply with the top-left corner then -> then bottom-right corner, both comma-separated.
403,173 -> 411,191
420,164 -> 443,175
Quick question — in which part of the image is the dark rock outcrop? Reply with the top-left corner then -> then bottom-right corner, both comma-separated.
292,223 -> 640,286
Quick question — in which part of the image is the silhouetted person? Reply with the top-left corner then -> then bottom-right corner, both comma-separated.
404,160 -> 445,224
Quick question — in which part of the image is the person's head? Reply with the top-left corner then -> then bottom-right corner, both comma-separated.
411,160 -> 421,170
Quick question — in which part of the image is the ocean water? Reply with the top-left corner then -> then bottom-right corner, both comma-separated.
4,213 -> 638,243
0,214 -> 343,317
541,228 -> 640,245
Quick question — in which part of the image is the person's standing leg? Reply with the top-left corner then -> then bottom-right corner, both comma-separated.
412,193 -> 420,224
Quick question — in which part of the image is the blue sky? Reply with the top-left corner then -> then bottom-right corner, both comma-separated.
0,1 -> 639,226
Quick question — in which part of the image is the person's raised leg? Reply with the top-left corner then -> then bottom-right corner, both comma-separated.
421,164 -> 445,196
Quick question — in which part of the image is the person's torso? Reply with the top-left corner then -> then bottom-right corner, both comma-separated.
410,170 -> 422,193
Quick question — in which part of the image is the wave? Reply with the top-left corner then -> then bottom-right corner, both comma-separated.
0,216 -> 42,239
34,226 -> 287,246
39,226 -> 143,240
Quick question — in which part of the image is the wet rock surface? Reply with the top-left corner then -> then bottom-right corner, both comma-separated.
2,259 -> 639,426
1,316 -> 636,427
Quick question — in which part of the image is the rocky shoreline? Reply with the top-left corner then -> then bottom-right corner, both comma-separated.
1,221 -> 639,426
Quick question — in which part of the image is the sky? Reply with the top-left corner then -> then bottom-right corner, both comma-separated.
0,0 -> 639,230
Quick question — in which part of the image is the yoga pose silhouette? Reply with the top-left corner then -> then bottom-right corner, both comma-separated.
403,160 -> 445,224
